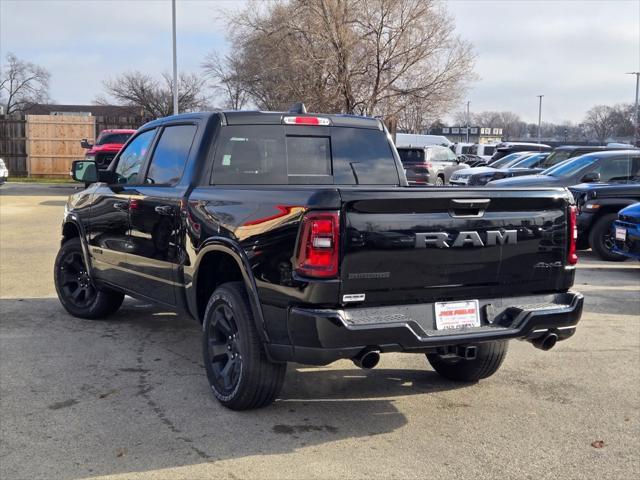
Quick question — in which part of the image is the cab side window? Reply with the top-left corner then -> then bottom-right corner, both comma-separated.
430,146 -> 457,162
114,129 -> 156,184
145,125 -> 197,185
598,157 -> 631,182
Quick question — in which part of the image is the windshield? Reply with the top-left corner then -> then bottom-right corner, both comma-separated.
511,153 -> 548,168
542,154 -> 598,177
540,150 -> 573,169
96,132 -> 133,145
491,152 -> 530,168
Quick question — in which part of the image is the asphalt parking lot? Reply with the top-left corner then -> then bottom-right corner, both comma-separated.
1,182 -> 639,480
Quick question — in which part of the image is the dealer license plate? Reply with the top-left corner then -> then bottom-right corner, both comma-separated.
615,227 -> 627,241
434,300 -> 481,330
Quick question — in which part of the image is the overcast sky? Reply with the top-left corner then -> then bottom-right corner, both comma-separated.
1,0 -> 638,123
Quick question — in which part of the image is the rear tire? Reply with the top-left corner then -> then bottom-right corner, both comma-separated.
202,282 -> 286,410
588,213 -> 627,261
435,175 -> 445,186
54,238 -> 124,319
427,341 -> 508,382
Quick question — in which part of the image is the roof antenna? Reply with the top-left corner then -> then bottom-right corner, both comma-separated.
289,102 -> 307,114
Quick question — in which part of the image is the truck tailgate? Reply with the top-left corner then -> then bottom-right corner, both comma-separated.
339,188 -> 573,305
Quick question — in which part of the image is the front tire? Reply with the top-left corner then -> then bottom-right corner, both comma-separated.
202,282 -> 286,410
54,238 -> 124,319
588,213 -> 627,261
427,341 -> 508,382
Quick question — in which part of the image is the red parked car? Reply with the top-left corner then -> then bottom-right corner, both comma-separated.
81,129 -> 136,169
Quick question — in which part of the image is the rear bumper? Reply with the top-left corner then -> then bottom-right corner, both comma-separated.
266,291 -> 583,365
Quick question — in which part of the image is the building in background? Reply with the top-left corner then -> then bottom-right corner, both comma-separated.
431,126 -> 503,144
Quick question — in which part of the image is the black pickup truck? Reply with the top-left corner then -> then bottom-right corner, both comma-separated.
570,182 -> 640,260
55,108 -> 583,410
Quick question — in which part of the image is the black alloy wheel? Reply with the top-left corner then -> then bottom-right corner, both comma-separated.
202,282 -> 286,410
206,304 -> 243,396
54,237 -> 124,319
589,213 -> 627,262
58,250 -> 97,308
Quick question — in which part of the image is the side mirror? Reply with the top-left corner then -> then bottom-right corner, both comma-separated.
80,138 -> 93,149
580,171 -> 600,183
71,160 -> 98,184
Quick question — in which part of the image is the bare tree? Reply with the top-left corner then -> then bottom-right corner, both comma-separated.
610,103 -> 634,137
583,105 -> 617,143
0,53 -> 51,114
99,71 -> 208,118
214,0 -> 475,131
202,52 -> 250,110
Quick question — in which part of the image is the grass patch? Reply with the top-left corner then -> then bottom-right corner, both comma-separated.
8,177 -> 75,184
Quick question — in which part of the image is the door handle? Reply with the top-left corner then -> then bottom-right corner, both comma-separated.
113,201 -> 129,211
155,205 -> 174,216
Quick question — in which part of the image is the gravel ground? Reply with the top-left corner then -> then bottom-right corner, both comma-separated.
1,182 -> 638,480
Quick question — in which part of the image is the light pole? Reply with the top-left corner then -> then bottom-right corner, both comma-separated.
537,95 -> 544,147
627,72 -> 640,146
466,100 -> 470,143
172,0 -> 178,116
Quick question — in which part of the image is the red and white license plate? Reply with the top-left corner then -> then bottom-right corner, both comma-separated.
434,300 -> 481,330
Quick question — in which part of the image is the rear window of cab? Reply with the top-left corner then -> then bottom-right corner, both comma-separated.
211,125 -> 399,185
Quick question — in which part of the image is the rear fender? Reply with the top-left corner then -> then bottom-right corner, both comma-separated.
193,238 -> 269,343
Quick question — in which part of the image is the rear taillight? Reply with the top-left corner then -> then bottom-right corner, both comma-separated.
413,162 -> 432,172
295,211 -> 340,278
568,205 -> 578,265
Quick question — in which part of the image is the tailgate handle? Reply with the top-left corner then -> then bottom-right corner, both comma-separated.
449,198 -> 490,218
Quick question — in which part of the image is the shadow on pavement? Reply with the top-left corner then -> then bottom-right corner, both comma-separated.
0,182 -> 80,196
0,296 -> 471,479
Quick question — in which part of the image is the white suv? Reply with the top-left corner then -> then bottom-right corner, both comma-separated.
469,144 -> 497,161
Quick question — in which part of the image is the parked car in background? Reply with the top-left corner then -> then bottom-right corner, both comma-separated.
396,146 -> 430,185
447,151 -> 532,185
452,142 -> 473,155
396,145 -> 459,185
395,133 -> 453,148
81,129 -> 136,170
612,202 -> 640,260
455,154 -> 485,167
450,152 -> 550,186
537,145 -> 636,172
469,143 -> 497,161
0,158 -> 8,184
570,182 -> 640,261
488,150 -> 640,188
491,142 -> 552,161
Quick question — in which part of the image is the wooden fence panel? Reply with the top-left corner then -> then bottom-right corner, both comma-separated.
0,115 -> 27,176
26,115 -> 95,177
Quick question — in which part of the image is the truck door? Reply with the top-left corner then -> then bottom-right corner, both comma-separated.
126,124 -> 198,305
87,128 -> 157,288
